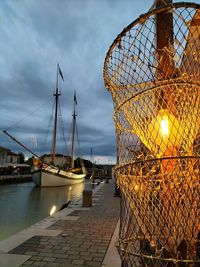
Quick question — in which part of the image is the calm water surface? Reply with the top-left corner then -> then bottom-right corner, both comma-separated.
0,182 -> 84,241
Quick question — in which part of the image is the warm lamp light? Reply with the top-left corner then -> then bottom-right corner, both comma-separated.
135,108 -> 183,156
124,100 -> 199,157
160,117 -> 169,137
147,107 -> 199,156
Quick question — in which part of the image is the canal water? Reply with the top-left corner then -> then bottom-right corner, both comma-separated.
0,181 -> 84,241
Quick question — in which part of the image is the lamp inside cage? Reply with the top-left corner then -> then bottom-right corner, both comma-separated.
104,1 -> 200,266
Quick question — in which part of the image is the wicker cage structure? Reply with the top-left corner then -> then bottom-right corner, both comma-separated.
103,2 -> 200,266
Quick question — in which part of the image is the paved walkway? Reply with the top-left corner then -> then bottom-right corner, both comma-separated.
1,180 -> 120,267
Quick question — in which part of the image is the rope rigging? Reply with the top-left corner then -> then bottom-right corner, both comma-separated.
4,97 -> 52,132
58,99 -> 69,157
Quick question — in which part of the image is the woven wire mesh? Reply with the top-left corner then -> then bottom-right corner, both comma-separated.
104,2 -> 200,266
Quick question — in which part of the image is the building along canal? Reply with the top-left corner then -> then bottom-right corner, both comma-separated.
0,181 -> 84,241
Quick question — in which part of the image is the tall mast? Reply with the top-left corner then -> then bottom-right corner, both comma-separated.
90,148 -> 93,162
51,64 -> 61,165
71,91 -> 77,169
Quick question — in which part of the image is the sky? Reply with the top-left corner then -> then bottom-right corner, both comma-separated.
0,0 -> 196,164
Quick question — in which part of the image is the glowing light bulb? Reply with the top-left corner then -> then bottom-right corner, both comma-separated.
50,205 -> 57,216
160,117 -> 169,137
134,184 -> 139,191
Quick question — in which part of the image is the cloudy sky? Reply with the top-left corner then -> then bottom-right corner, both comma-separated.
0,0 -> 195,164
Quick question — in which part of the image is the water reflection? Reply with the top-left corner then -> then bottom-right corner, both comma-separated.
0,182 -> 84,241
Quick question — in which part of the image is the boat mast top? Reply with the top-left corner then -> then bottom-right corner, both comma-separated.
51,64 -> 61,165
71,91 -> 77,169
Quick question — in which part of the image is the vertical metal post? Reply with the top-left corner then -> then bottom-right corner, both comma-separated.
156,0 -> 174,79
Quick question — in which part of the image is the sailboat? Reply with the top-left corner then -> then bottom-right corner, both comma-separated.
3,64 -> 87,187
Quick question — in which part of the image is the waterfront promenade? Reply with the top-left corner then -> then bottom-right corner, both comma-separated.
0,179 -> 120,267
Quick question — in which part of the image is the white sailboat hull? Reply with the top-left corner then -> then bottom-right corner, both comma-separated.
32,166 -> 86,187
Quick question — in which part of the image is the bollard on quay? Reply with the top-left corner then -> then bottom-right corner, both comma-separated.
82,182 -> 93,207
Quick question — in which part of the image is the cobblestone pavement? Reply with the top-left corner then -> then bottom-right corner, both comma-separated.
10,180 -> 120,267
